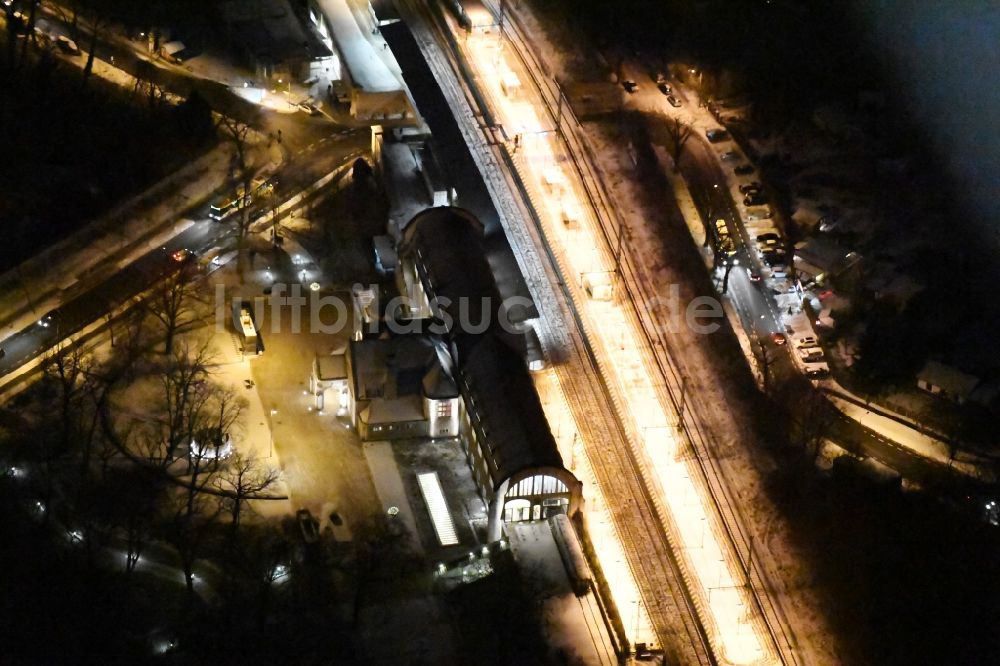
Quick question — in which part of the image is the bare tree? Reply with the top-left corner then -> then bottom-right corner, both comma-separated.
215,452 -> 281,538
79,4 -> 111,91
155,341 -> 214,464
218,117 -> 258,245
17,0 -> 41,68
794,390 -> 835,461
43,342 -> 92,453
664,117 -> 693,171
756,339 -> 777,393
109,305 -> 152,382
147,267 -> 199,355
166,475 -> 220,599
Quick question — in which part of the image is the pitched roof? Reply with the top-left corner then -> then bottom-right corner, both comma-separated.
918,361 -> 980,398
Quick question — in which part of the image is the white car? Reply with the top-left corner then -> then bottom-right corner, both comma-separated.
795,336 -> 818,348
746,209 -> 773,222
797,346 -> 825,363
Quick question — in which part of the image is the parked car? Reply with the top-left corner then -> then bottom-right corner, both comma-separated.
746,208 -> 772,221
762,249 -> 786,266
797,346 -> 825,363
739,181 -> 762,194
622,80 -> 638,93
795,336 -> 819,348
734,164 -> 755,175
744,192 -> 767,207
804,362 -> 830,378
756,232 -> 781,245
657,82 -> 672,95
666,95 -> 682,108
706,129 -> 728,142
721,150 -> 742,161
56,35 -> 81,56
756,240 -> 780,255
819,217 -> 840,233
296,509 -> 319,544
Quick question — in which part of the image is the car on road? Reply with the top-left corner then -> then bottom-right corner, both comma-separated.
666,95 -> 682,108
744,192 -> 767,207
770,332 -> 787,346
706,129 -> 728,143
657,82 -> 672,95
734,164 -> 755,175
38,312 -> 56,328
170,248 -> 196,263
56,36 -> 81,56
718,236 -> 737,257
297,509 -> 319,544
739,181 -> 762,194
622,80 -> 638,93
747,267 -> 762,282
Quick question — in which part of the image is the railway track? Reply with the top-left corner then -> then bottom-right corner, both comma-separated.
485,5 -> 800,663
394,1 -> 716,662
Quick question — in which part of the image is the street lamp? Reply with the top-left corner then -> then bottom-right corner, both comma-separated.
267,407 -> 278,458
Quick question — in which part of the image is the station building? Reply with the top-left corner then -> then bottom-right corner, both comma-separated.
397,207 -> 581,541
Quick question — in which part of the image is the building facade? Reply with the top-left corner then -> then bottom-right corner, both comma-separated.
397,207 -> 581,541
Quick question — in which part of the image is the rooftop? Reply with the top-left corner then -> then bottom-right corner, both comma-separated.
315,0 -> 402,92
350,332 -> 458,402
918,360 -> 980,398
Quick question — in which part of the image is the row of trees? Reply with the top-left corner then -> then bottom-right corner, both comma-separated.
3,269 -> 281,599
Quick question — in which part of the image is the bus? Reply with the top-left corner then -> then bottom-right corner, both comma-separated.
210,176 -> 273,221
232,300 -> 264,355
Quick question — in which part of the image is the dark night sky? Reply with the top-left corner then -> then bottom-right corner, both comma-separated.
860,0 -> 1000,247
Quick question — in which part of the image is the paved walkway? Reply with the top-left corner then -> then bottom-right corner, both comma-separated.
363,441 -> 423,554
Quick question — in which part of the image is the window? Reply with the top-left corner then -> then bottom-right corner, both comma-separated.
436,401 -> 452,418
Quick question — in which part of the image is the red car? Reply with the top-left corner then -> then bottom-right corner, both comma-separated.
770,332 -> 787,346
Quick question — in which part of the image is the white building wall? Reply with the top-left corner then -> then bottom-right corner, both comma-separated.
426,396 -> 459,437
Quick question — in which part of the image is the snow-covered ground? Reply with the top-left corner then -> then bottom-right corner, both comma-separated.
502,2 -> 844,663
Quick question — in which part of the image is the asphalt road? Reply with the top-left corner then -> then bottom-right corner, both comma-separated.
0,130 -> 368,379
617,65 -> 995,498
